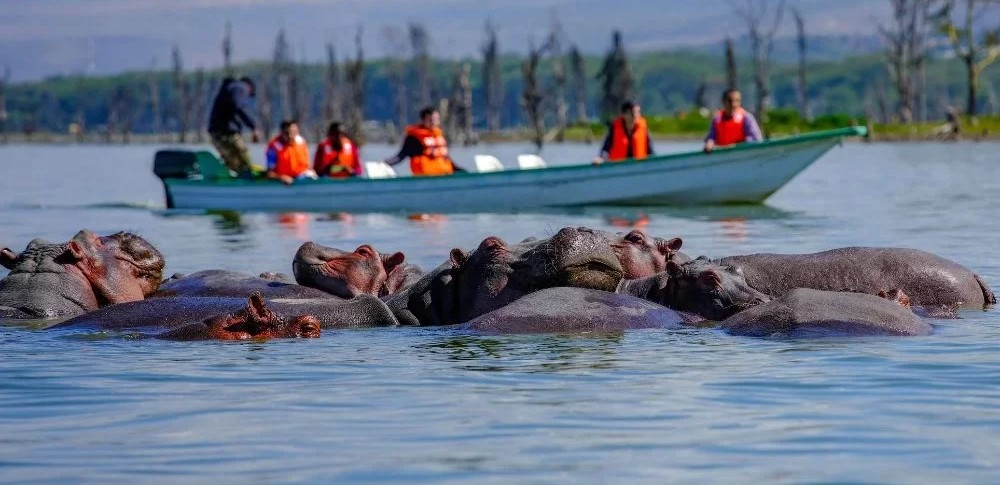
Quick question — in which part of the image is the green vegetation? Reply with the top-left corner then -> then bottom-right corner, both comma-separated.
4,49 -> 1000,138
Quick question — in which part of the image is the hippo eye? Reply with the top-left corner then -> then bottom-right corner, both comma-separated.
624,231 -> 644,244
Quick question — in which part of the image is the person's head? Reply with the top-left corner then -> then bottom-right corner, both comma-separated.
722,88 -> 741,114
326,121 -> 345,139
239,76 -> 256,97
621,100 -> 641,121
279,119 -> 299,141
419,106 -> 440,128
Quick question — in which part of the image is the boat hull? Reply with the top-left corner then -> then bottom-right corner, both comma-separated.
162,128 -> 861,213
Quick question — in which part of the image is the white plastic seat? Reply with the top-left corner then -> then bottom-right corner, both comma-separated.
364,161 -> 397,179
517,154 -> 547,169
474,155 -> 505,173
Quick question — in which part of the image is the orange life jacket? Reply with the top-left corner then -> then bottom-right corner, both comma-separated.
316,136 -> 360,178
713,108 -> 748,146
267,134 -> 311,178
405,124 -> 453,176
607,116 -> 649,161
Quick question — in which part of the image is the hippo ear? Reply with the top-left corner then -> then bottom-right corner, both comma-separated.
657,237 -> 683,254
0,247 -> 18,270
382,252 -> 405,272
698,269 -> 723,288
879,288 -> 911,308
666,260 -> 683,277
247,292 -> 268,319
449,248 -> 468,268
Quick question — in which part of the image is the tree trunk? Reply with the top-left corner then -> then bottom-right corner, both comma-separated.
967,58 -> 978,116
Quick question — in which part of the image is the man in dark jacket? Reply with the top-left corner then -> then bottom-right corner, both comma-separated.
208,77 -> 262,176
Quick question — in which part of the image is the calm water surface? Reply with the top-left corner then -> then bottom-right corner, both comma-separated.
0,141 -> 998,483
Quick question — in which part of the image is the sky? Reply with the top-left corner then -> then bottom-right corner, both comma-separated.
0,0 -> 891,81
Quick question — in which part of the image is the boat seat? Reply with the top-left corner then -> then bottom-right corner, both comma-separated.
474,155 -> 504,172
364,161 -> 397,179
517,154 -> 547,169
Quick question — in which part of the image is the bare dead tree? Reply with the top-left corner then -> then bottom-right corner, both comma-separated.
106,84 -> 133,144
222,21 -> 234,78
171,45 -> 191,142
382,26 -> 409,140
724,36 -> 738,90
879,0 -> 936,122
273,28 -> 295,120
345,26 -> 366,144
482,21 -> 503,132
192,67 -> 208,142
568,45 -> 588,123
544,17 -> 569,142
735,0 -> 786,121
73,73 -> 86,143
596,30 -> 635,123
0,65 -> 10,144
791,8 -> 810,120
147,59 -> 163,139
323,42 -> 343,126
446,62 -> 474,145
257,67 -> 274,138
694,81 -> 708,109
409,23 -> 432,111
935,0 -> 1000,116
522,42 -> 546,150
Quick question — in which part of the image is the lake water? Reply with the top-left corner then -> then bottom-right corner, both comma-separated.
1,141 -> 998,484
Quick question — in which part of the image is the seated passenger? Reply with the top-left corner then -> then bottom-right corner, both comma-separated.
314,122 -> 361,178
383,106 -> 463,176
594,100 -> 654,164
703,88 -> 763,152
266,120 -> 317,185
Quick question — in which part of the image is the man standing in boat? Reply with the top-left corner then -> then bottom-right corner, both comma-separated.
265,120 -> 317,185
594,100 -> 654,164
383,107 -> 463,176
703,88 -> 763,152
207,76 -> 262,177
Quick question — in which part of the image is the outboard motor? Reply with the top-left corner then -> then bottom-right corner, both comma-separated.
153,150 -> 232,209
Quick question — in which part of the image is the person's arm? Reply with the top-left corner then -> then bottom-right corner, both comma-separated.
313,144 -> 325,175
383,135 -> 422,166
646,131 -> 655,156
744,112 -> 763,142
593,123 -> 614,164
703,117 -> 717,152
265,147 -> 293,185
352,150 -> 362,176
230,83 -> 260,142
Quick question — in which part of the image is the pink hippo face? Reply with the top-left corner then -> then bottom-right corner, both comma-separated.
293,242 -> 405,298
609,230 -> 684,279
66,230 -> 165,306
201,293 -> 322,340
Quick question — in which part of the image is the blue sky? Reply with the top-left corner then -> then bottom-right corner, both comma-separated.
0,0 -> 889,80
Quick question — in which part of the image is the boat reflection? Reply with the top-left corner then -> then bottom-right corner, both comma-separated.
275,212 -> 311,240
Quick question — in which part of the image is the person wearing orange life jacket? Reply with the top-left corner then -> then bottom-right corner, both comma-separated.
266,119 -> 317,185
383,106 -> 464,176
703,88 -> 763,152
314,121 -> 362,178
594,100 -> 655,164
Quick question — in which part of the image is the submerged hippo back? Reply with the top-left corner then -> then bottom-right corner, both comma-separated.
720,288 -> 933,337
719,247 -> 995,309
153,270 -> 338,299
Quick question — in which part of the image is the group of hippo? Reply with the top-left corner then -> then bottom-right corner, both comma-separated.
1,227 -> 995,341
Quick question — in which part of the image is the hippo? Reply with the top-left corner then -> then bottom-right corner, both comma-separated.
155,293 -> 322,341
293,242 -> 417,298
719,288 -> 934,337
460,287 -> 703,334
0,231 -> 165,319
386,227 -> 626,326
597,229 -> 689,279
717,247 -> 996,309
616,257 -> 771,321
152,270 -> 337,299
51,292 -> 398,332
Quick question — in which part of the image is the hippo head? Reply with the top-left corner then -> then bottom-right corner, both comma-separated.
608,229 -> 685,279
293,242 -> 405,298
64,230 -> 165,305
620,257 -> 769,321
199,293 -> 321,340
446,227 -> 624,321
